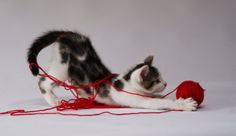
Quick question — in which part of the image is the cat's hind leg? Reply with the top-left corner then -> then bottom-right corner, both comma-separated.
38,44 -> 69,106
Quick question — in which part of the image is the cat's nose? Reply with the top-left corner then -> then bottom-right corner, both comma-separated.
163,83 -> 167,87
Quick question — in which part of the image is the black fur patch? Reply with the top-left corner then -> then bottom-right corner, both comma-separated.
68,63 -> 85,82
61,52 -> 69,63
123,64 -> 145,81
113,80 -> 124,90
84,88 -> 92,95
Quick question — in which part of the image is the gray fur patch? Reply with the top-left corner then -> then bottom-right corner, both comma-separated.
59,44 -> 69,64
99,89 -> 110,97
38,77 -> 47,94
51,82 -> 58,87
39,87 -> 46,94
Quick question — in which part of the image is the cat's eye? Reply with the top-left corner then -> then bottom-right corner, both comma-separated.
156,79 -> 160,83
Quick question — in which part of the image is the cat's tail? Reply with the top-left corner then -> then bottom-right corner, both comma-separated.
27,31 -> 73,76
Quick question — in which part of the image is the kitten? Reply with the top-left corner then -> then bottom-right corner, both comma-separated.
27,31 -> 197,111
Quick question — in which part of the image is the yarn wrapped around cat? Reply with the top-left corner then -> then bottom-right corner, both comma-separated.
31,63 -> 205,110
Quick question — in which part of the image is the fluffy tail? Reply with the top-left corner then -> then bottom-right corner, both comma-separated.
27,31 -> 72,76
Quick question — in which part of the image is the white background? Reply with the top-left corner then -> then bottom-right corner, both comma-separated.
0,0 -> 235,136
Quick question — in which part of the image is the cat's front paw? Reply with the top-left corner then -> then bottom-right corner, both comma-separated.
175,98 -> 198,111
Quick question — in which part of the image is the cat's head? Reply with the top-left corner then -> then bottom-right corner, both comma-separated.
124,56 -> 167,96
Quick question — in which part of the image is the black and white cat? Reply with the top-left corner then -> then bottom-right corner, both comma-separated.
27,31 -> 197,111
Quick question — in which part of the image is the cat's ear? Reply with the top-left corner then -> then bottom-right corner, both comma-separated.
144,55 -> 154,66
140,65 -> 149,81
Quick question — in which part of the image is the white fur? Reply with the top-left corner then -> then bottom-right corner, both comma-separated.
39,44 -> 69,106
77,53 -> 87,61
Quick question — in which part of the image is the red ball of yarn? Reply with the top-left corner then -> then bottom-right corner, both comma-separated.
176,80 -> 205,106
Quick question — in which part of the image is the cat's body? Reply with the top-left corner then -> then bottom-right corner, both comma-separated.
27,31 -> 197,111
